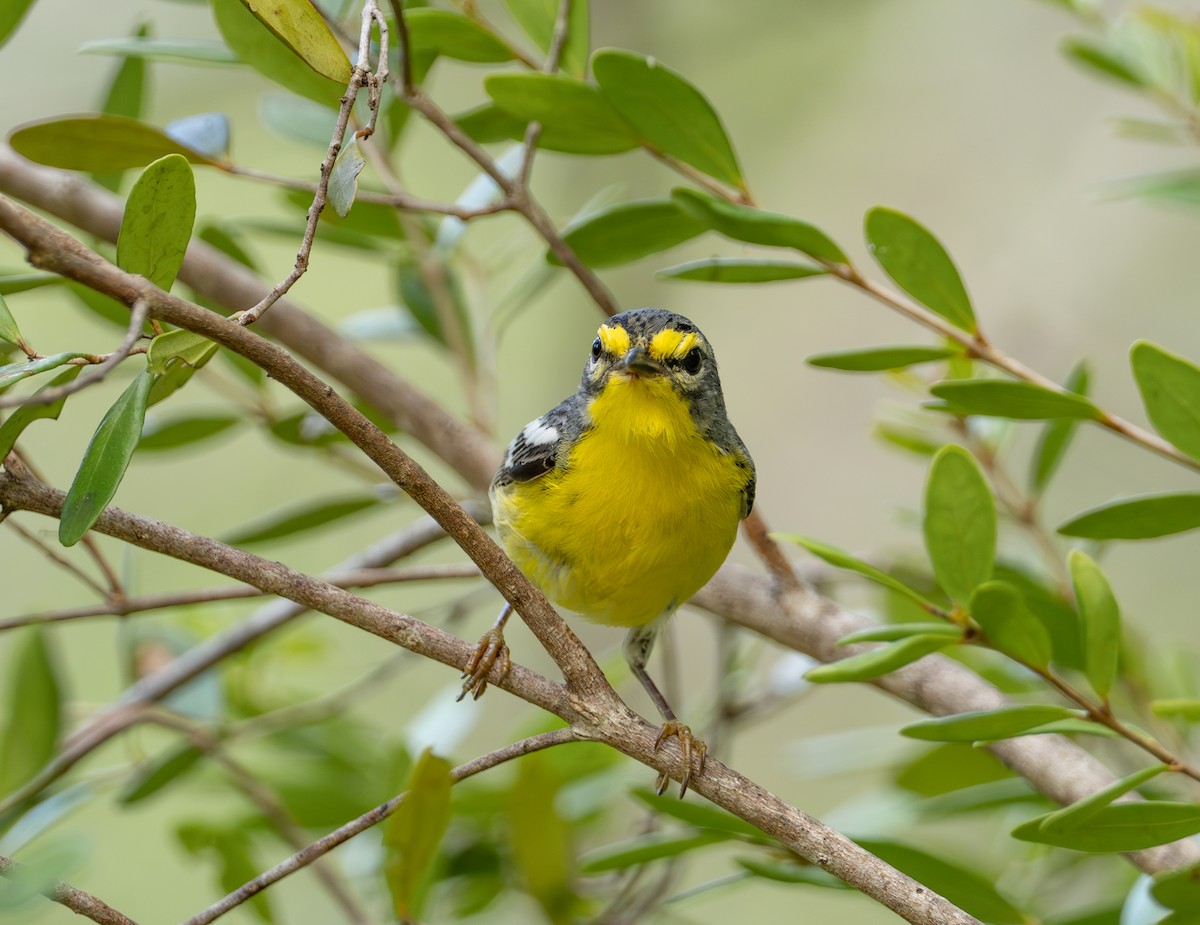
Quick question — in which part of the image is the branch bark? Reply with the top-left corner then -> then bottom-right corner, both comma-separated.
0,854 -> 139,925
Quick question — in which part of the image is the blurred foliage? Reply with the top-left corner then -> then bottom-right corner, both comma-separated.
1,1 -> 1200,924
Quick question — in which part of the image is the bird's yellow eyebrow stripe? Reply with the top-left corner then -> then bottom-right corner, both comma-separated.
597,323 -> 631,356
648,329 -> 701,362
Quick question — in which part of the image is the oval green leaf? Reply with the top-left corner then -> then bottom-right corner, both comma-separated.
900,705 -> 1079,743
117,153 -> 196,291
59,367 -> 154,546
1029,764 -> 1170,834
657,257 -> 826,283
9,114 -> 220,172
147,330 -> 216,376
865,207 -> 975,333
1058,492 -> 1200,540
383,750 -> 453,919
805,634 -> 955,684
81,37 -> 240,65
671,188 -> 847,263
1012,801 -> 1200,852
923,445 -> 995,604
970,580 -> 1053,669
240,0 -> 352,82
484,73 -> 638,154
1131,340 -> 1200,460
592,49 -> 743,189
212,0 -> 345,107
930,379 -> 1102,420
579,831 -> 730,873
1068,550 -> 1121,701
1152,860 -> 1200,912
808,346 -> 958,372
222,492 -> 384,546
0,0 -> 35,49
405,8 -> 516,63
0,291 -> 23,346
837,623 -> 962,645
0,628 -> 62,798
119,743 -> 206,804
138,413 -> 240,452
1031,361 -> 1091,493
776,534 -> 939,611
328,136 -> 366,218
1151,699 -> 1200,720
553,199 -> 707,268
0,366 -> 83,460
0,353 -> 88,390
509,756 -> 577,922
630,788 -> 769,840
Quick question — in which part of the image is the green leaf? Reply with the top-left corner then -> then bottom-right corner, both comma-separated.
119,743 -> 206,804
553,199 -> 707,268
1062,38 -> 1144,87
138,413 -> 240,451
808,346 -> 958,372
0,366 -> 83,459
212,0 -> 345,108
900,705 -> 1080,743
579,831 -> 730,873
837,623 -> 962,645
804,634 -> 956,683
81,37 -> 239,65
1011,801 -> 1200,852
222,493 -> 384,546
509,757 -> 577,924
147,330 -> 216,375
923,445 -> 995,603
970,580 -> 1053,668
1131,341 -> 1200,459
0,353 -> 88,390
1068,551 -> 1121,701
395,257 -> 473,360
455,103 -> 529,145
1032,361 -> 1090,493
1151,699 -> 1200,720
483,73 -> 638,154
0,0 -> 35,49
656,257 -> 826,283
856,839 -> 1027,924
930,379 -> 1101,420
405,9 -> 515,64
893,743 -> 1014,796
0,291 -> 24,346
1028,764 -> 1171,834
592,49 -> 743,190
328,136 -> 366,218
59,368 -> 154,546
383,750 -> 453,920
776,534 -> 940,610
736,857 -> 851,889
117,154 -> 196,291
1152,861 -> 1200,911
239,0 -> 352,82
147,343 -> 220,407
9,114 -> 220,171
1058,492 -> 1200,540
1112,170 -> 1200,207
0,271 -> 61,296
874,423 -> 943,457
630,788 -> 770,840
0,629 -> 62,797
504,0 -> 589,76
865,207 -> 975,333
671,188 -> 847,263
91,22 -> 150,192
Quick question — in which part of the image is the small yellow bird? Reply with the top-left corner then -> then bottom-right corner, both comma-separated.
463,308 -> 755,795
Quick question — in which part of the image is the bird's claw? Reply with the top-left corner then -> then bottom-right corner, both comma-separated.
457,626 -> 511,702
653,721 -> 707,798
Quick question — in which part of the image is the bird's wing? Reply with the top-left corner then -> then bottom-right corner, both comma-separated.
494,394 -> 583,486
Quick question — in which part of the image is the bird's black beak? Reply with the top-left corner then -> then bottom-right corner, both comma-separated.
621,346 -> 668,377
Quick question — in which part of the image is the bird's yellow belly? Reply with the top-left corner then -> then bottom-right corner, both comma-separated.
493,379 -> 744,626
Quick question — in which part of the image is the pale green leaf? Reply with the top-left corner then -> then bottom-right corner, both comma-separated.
117,153 -> 196,291
923,445 -> 995,603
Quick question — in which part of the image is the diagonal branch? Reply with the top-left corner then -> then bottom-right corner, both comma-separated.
0,854 -> 139,925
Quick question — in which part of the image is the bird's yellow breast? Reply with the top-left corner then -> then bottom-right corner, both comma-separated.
493,375 -> 745,627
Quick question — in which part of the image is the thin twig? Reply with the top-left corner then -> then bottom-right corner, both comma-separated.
178,729 -> 580,925
517,0 -> 572,188
0,563 -> 481,631
0,300 -> 149,410
5,517 -> 110,598
0,854 -> 140,925
79,533 -> 125,598
236,2 -> 380,326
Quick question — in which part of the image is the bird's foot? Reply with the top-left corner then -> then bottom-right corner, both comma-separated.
457,626 -> 511,701
653,721 -> 707,798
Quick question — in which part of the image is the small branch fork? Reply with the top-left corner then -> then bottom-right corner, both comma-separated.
235,1 -> 388,327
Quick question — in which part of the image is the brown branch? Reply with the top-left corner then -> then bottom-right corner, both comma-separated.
179,729 -> 581,925
0,854 -> 140,925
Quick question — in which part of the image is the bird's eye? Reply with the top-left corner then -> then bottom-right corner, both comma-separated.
591,337 -> 602,359
683,347 -> 703,374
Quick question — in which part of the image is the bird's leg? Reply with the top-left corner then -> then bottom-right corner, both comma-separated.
623,621 -> 707,798
458,602 -> 513,701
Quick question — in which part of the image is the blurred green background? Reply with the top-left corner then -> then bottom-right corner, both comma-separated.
2,0 -> 1198,922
